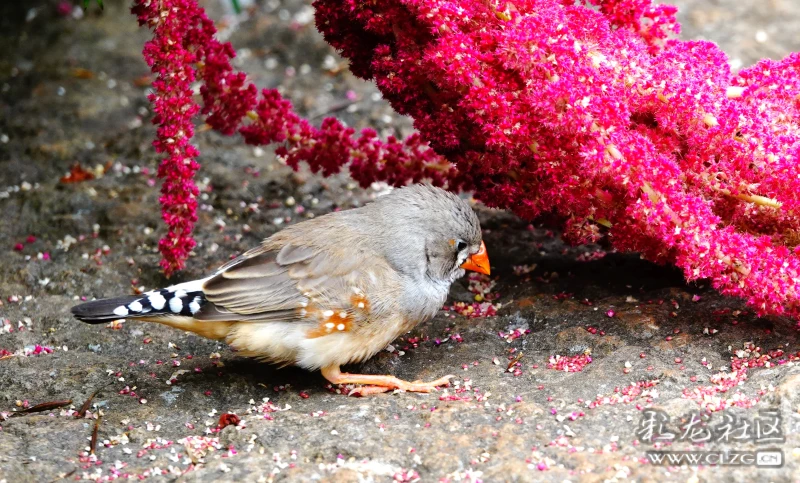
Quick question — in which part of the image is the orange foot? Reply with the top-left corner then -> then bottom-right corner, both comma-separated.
321,365 -> 454,396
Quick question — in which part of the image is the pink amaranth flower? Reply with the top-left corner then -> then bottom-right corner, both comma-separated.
133,0 -> 800,323
133,0 -> 202,275
133,0 -> 459,274
313,0 -> 800,322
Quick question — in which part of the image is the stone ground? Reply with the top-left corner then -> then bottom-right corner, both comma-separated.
1,0 -> 800,481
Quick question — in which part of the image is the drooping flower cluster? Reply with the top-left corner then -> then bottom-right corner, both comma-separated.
133,0 -> 458,275
133,0 -> 201,275
314,0 -> 800,321
134,0 -> 800,322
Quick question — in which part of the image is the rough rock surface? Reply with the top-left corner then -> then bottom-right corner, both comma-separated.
1,0 -> 799,481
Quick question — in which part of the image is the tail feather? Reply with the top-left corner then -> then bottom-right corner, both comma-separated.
72,282 -> 208,324
72,295 -> 147,324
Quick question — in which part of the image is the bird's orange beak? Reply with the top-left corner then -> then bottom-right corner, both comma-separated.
460,241 -> 490,275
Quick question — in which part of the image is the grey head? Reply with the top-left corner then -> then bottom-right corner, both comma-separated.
358,184 -> 487,285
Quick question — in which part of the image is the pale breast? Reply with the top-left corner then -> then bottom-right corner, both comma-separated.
399,274 -> 450,323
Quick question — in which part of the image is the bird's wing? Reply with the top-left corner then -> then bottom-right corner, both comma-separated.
195,242 -> 371,322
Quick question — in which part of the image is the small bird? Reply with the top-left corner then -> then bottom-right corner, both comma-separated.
72,184 -> 490,395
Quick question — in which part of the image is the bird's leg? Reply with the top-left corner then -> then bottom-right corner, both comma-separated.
321,365 -> 453,396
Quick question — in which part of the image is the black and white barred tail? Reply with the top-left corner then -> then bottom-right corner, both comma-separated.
72,280 -> 207,324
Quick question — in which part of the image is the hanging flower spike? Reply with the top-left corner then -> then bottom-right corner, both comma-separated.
134,0 -> 203,276
133,0 -> 459,274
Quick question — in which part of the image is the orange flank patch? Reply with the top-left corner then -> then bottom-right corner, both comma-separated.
304,291 -> 370,339
306,309 -> 354,339
350,292 -> 370,313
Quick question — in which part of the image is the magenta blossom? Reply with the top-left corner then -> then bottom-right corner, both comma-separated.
314,0 -> 800,321
134,0 -> 800,323
133,0 -> 458,275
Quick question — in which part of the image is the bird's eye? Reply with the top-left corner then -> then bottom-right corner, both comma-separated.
456,240 -> 468,251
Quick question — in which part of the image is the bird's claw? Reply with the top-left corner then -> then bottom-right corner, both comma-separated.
396,374 -> 454,393
322,366 -> 455,397
344,374 -> 454,396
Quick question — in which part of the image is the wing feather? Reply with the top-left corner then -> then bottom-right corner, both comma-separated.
197,241 -> 372,321
276,244 -> 316,265
215,255 -> 285,279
